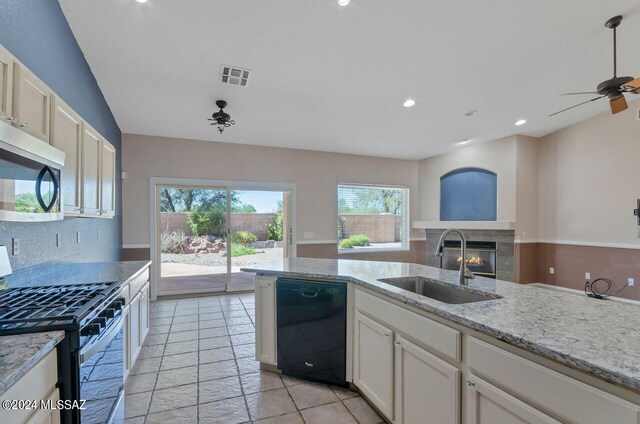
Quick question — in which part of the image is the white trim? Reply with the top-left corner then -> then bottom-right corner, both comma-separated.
529,283 -> 640,306
123,244 -> 151,249
412,221 -> 515,230
514,239 -> 640,250
296,239 -> 339,245
149,176 -> 297,301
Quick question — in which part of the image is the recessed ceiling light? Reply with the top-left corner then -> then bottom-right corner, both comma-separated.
458,139 -> 472,145
465,110 -> 477,117
338,0 -> 351,6
515,119 -> 527,126
403,99 -> 416,108
136,0 -> 148,3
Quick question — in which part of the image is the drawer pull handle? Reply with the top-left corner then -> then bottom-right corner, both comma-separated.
467,380 -> 476,388
19,122 -> 29,128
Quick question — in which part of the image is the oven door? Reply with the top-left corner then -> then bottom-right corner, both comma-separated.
79,307 -> 127,424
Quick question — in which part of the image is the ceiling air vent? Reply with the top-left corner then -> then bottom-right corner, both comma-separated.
221,65 -> 250,87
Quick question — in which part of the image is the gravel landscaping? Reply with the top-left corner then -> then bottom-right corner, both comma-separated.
161,247 -> 284,268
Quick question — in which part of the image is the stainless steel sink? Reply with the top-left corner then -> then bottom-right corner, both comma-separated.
378,277 -> 502,304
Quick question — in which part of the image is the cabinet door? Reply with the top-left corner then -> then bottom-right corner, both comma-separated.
465,377 -> 560,424
0,45 -> 13,124
139,283 -> 150,345
80,123 -> 101,215
255,277 -> 276,364
123,305 -> 131,380
13,63 -> 51,142
129,293 -> 141,365
100,140 -> 116,217
353,312 -> 394,420
25,389 -> 60,424
394,335 -> 460,424
50,96 -> 82,215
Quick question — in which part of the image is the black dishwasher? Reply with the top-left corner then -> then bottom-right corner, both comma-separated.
276,278 -> 347,386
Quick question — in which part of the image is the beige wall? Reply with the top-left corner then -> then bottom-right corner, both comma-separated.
122,134 -> 421,249
515,135 -> 539,241
537,101 -> 640,246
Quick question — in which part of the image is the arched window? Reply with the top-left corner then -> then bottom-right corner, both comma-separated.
440,168 -> 497,221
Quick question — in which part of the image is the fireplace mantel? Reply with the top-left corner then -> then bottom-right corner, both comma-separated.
412,221 -> 515,230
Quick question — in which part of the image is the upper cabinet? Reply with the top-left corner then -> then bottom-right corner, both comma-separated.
0,45 -> 13,124
81,123 -> 102,216
0,42 -> 115,219
50,96 -> 82,215
100,140 -> 116,217
13,63 -> 52,143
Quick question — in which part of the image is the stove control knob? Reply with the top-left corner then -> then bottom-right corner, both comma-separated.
101,308 -> 115,319
112,299 -> 125,311
81,323 -> 101,337
95,317 -> 107,329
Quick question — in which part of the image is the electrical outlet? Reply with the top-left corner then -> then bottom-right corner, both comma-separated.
11,238 -> 19,256
97,230 -> 100,241
549,267 -> 555,275
76,232 -> 81,243
56,234 -> 62,247
637,108 -> 640,121
585,272 -> 591,280
628,278 -> 635,286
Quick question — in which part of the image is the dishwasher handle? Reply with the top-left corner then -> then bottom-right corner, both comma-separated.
300,289 -> 318,298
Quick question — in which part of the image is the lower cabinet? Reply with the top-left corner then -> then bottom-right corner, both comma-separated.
465,376 -> 560,424
127,282 -> 150,367
353,311 -> 395,419
255,277 -> 276,365
395,335 -> 460,424
25,389 -> 61,424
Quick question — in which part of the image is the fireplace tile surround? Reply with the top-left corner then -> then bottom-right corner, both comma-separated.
425,229 -> 515,282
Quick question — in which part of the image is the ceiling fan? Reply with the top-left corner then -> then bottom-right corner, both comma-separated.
550,15 -> 640,117
208,100 -> 236,133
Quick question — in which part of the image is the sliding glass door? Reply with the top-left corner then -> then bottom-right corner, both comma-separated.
157,184 -> 292,296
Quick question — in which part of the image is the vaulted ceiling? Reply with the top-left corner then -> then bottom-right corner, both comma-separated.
59,0 -> 640,159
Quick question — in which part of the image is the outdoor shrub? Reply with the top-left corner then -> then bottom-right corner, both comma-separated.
231,231 -> 258,244
187,211 -> 225,236
266,211 -> 284,241
349,234 -> 371,246
161,230 -> 187,253
230,244 -> 258,257
339,234 -> 370,249
339,239 -> 354,249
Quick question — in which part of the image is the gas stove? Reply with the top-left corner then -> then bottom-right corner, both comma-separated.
0,282 -> 127,424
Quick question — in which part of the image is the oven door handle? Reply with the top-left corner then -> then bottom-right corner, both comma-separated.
80,310 -> 126,365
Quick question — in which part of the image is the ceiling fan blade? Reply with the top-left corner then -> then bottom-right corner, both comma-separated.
610,95 -> 628,114
623,77 -> 640,93
560,91 -> 599,96
549,96 -> 605,117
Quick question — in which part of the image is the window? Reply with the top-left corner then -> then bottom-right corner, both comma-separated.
338,184 -> 409,252
440,168 -> 497,221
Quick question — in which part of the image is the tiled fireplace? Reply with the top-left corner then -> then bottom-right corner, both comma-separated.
425,229 -> 515,282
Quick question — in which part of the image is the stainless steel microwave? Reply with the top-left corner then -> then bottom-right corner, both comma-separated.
0,120 -> 65,222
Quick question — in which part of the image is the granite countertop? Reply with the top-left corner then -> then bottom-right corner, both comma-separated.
0,331 -> 65,394
242,258 -> 640,392
7,261 -> 151,288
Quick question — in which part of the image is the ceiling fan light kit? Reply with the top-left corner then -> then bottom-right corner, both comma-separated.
550,15 -> 640,117
208,100 -> 236,134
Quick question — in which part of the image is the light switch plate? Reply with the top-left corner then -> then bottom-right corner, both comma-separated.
549,267 -> 555,275
56,234 -> 62,247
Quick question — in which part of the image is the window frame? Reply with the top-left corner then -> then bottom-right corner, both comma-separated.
337,183 -> 410,254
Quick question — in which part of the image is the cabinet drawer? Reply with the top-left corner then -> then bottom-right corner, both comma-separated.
0,349 -> 58,424
355,289 -> 460,362
468,337 -> 640,424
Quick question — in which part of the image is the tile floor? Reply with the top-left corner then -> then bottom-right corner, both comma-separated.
123,293 -> 384,424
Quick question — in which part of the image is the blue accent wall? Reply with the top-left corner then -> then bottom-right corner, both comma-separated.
0,0 -> 122,277
440,168 -> 497,221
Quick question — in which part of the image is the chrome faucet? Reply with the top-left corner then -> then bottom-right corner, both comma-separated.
434,229 -> 475,286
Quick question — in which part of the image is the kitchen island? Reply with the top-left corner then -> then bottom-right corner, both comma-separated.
243,258 -> 640,424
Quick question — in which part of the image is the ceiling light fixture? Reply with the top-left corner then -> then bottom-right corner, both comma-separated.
208,100 -> 236,134
136,0 -> 148,3
338,0 -> 351,6
403,99 -> 416,108
515,119 -> 527,126
458,139 -> 471,145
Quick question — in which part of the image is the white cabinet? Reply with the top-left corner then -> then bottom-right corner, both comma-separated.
0,45 -> 13,124
50,96 -> 82,215
394,335 -> 460,424
140,282 -> 150,343
80,122 -> 102,216
129,290 -> 142,365
353,311 -> 394,419
100,140 -> 116,217
13,63 -> 52,143
255,277 -> 277,365
25,389 -> 61,424
465,376 -> 560,424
